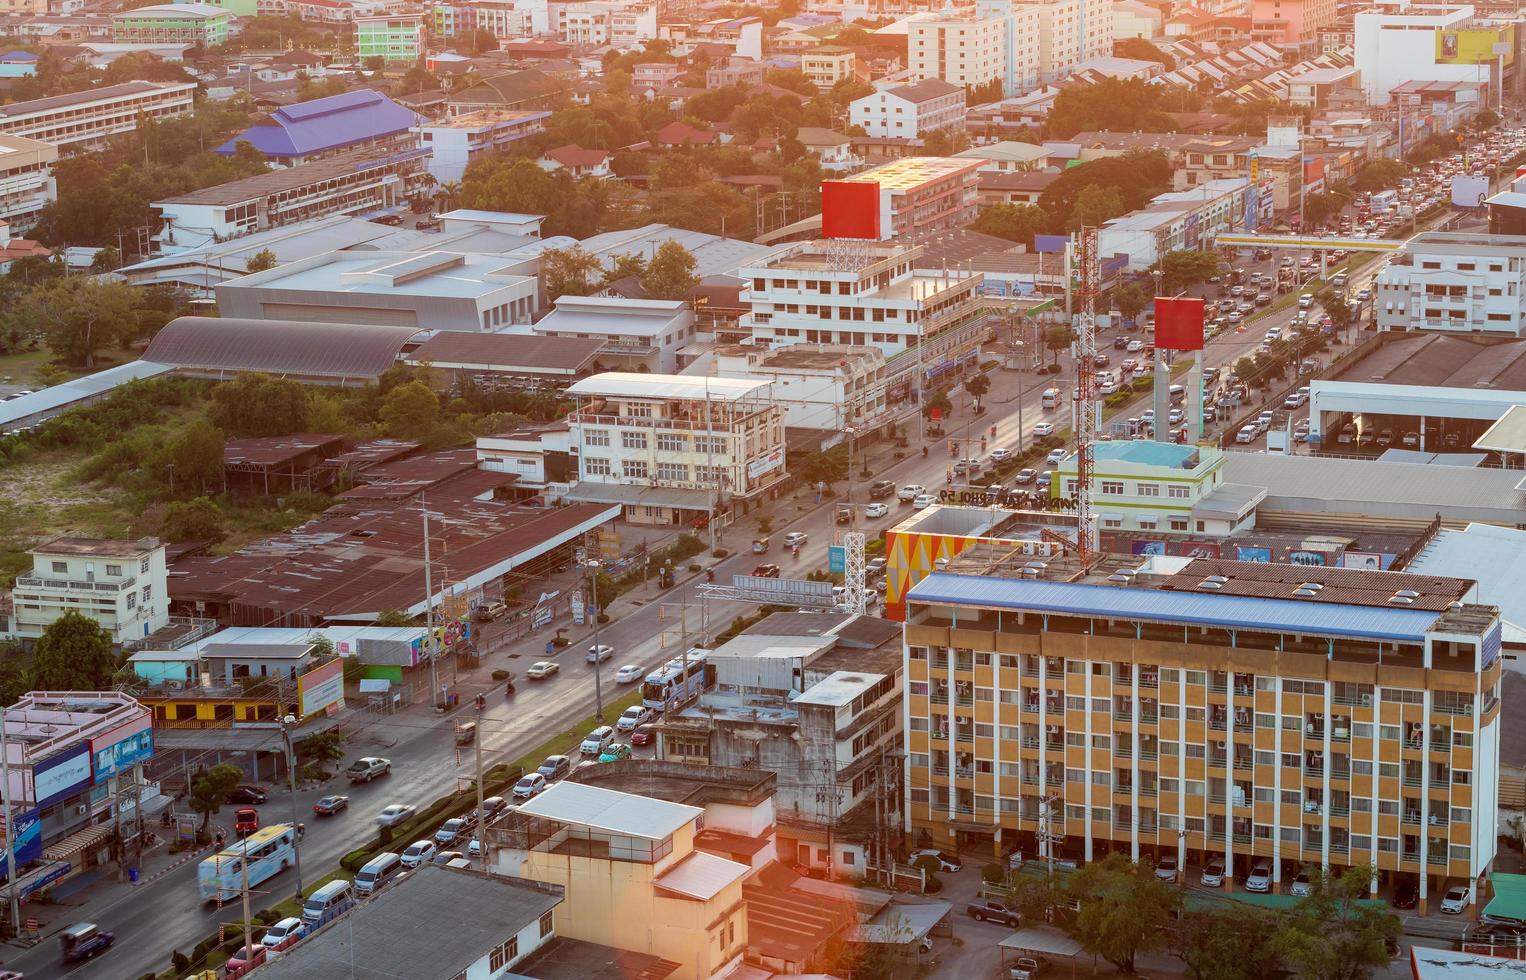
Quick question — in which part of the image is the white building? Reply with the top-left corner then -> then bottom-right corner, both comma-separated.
850,78 -> 966,139
1354,3 -> 1493,105
0,134 -> 57,231
466,0 -> 550,37
977,0 -> 1114,93
414,110 -> 550,183
703,343 -> 891,437
9,537 -> 169,644
1098,177 -> 1251,270
0,79 -> 195,150
553,0 -> 657,47
561,373 -> 786,526
908,15 -> 1006,87
527,295 -> 697,373
1375,232 -> 1526,336
1053,442 -> 1264,535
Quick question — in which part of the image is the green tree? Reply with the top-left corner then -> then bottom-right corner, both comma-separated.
189,762 -> 244,832
965,372 -> 991,412
1114,37 -> 1175,68
1301,192 -> 1346,228
379,380 -> 440,439
1039,151 -> 1172,225
9,277 -> 142,368
375,609 -> 413,626
971,203 -> 1053,248
167,418 -> 224,494
1175,906 -> 1285,980
245,248 -> 279,273
91,246 -> 122,272
1046,76 -> 1185,138
794,445 -> 849,489
1070,184 -> 1127,230
1159,250 -> 1224,292
0,645 -> 31,706
1113,281 -> 1151,321
1274,865 -> 1400,980
923,389 -> 953,421
1351,160 -> 1408,193
602,251 -> 647,285
1064,853 -> 1178,973
1044,324 -> 1077,367
160,496 -> 225,543
640,240 -> 699,300
1474,108 -> 1501,130
540,246 -> 603,299
32,610 -> 119,691
208,374 -> 309,437
1317,287 -> 1355,334
922,127 -> 969,155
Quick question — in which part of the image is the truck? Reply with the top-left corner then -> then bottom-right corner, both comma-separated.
1368,189 -> 1399,214
346,756 -> 392,783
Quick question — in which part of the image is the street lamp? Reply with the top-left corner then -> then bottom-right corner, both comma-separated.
279,713 -> 304,900
586,559 -> 605,723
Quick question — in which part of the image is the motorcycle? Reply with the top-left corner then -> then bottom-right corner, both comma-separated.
922,446 -> 928,457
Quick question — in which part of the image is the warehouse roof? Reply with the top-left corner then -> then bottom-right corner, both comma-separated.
215,89 -> 419,158
158,149 -> 420,207
566,373 -> 771,401
905,572 -> 1443,641
144,317 -> 417,381
1327,333 -> 1526,390
1220,452 -> 1526,518
408,332 -> 604,375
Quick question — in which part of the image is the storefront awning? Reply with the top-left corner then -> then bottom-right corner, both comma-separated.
43,824 -> 114,862
561,482 -> 715,510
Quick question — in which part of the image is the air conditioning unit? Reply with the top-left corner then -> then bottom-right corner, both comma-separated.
75,803 -> 88,816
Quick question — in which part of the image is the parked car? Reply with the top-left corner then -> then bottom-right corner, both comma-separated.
1154,853 -> 1178,883
375,804 -> 415,828
580,726 -> 615,755
910,849 -> 962,873
225,944 -> 268,977
537,755 -> 571,781
630,724 -> 656,747
527,661 -> 560,679
966,899 -> 1020,927
259,917 -> 306,954
313,795 -> 349,817
512,773 -> 547,799
400,840 -> 436,868
1391,879 -> 1418,910
1200,858 -> 1225,888
1032,422 -> 1055,437
1245,859 -> 1273,893
229,784 -> 270,804
1441,885 -> 1469,914
1009,955 -> 1050,980
751,564 -> 781,578
864,502 -> 890,519
617,705 -> 655,731
1290,870 -> 1313,897
615,664 -> 645,684
598,743 -> 632,763
474,601 -> 508,622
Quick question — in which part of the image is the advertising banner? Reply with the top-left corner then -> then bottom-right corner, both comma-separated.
1154,297 -> 1206,351
32,743 -> 91,809
1436,27 -> 1514,65
747,448 -> 784,480
2,808 -> 41,870
297,657 -> 345,718
1236,546 -> 1272,563
90,712 -> 153,783
571,589 -> 585,626
1287,549 -> 1330,566
820,180 -> 882,240
1340,551 -> 1393,571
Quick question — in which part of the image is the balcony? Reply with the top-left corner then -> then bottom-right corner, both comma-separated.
1427,852 -> 1447,866
1140,713 -> 1159,724
1140,786 -> 1158,798
933,764 -> 950,776
1330,842 -> 1350,855
1045,740 -> 1064,751
15,574 -> 136,593
1403,775 -> 1424,788
1402,850 -> 1420,863
1140,749 -> 1159,762
955,767 -> 974,779
1210,830 -> 1227,842
1139,822 -> 1158,834
1022,702 -> 1039,714
1233,833 -> 1252,846
1210,719 -> 1228,732
955,694 -> 974,707
1233,759 -> 1253,772
930,693 -> 949,705
1330,806 -> 1350,818
1402,812 -> 1422,826
1210,682 -> 1228,695
1140,675 -> 1159,689
1021,737 -> 1039,749
1022,775 -> 1040,786
1113,710 -> 1134,722
1209,793 -> 1227,805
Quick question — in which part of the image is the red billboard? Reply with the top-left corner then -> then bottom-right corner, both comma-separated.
821,180 -> 881,240
1154,296 -> 1205,351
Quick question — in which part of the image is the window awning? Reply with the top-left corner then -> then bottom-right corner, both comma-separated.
562,482 -> 714,510
43,823 -> 115,861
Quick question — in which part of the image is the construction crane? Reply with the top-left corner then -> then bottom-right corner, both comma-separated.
1073,227 -> 1100,565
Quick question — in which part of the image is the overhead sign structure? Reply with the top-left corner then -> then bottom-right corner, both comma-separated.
1153,297 -> 1206,351
1213,233 -> 1403,252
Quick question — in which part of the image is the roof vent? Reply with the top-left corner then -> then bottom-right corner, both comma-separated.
1020,567 -> 1041,579
1107,572 -> 1132,583
1204,575 -> 1229,584
1292,587 -> 1319,597
1394,589 -> 1420,599
1299,582 -> 1324,592
1198,580 -> 1224,590
1025,560 -> 1048,570
1449,601 -> 1464,610
1388,595 -> 1415,605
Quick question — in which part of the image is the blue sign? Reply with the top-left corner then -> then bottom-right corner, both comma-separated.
1236,546 -> 1272,563
0,808 -> 41,877
32,742 -> 91,809
1034,234 -> 1069,254
92,729 -> 153,783
828,546 -> 846,574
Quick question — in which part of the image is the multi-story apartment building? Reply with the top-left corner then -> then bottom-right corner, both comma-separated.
1252,0 -> 1335,42
801,45 -> 857,89
850,79 -> 966,139
111,3 -> 231,44
0,80 -> 196,151
908,15 -> 1006,88
9,537 -> 169,644
152,147 -> 428,252
414,109 -> 549,183
902,559 -> 1502,909
562,372 -> 787,526
978,0 -> 1114,93
438,0 -> 549,36
0,134 -> 57,231
355,12 -> 422,62
739,240 -> 990,384
708,343 -> 891,434
829,157 -> 983,241
1375,232 -> 1526,336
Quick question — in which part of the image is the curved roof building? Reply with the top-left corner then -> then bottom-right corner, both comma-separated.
144,317 -> 418,385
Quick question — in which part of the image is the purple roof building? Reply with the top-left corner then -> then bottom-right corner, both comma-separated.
215,89 -> 421,166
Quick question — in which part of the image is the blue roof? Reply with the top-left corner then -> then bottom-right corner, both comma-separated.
215,90 -> 419,159
0,51 -> 39,62
905,573 -> 1440,642
1093,441 -> 1200,469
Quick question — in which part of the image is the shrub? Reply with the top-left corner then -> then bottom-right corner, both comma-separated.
172,950 -> 191,973
712,548 -> 728,558
491,669 -> 510,681
982,862 -> 1006,884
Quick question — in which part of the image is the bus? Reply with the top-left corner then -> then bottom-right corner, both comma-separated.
198,824 -> 299,902
641,649 -> 713,710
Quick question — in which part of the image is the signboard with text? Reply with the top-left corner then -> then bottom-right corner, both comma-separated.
297,658 -> 345,718
89,711 -> 153,783
32,743 -> 91,809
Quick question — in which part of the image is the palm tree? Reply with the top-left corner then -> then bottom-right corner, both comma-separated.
435,179 -> 461,211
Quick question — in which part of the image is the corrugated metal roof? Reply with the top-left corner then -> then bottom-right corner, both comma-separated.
905,573 -> 1441,641
0,360 -> 174,427
515,781 -> 699,840
567,373 -> 772,401
144,317 -> 418,380
654,850 -> 749,900
214,90 -> 419,158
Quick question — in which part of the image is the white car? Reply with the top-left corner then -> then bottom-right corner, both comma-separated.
580,725 -> 615,755
614,664 -> 645,684
864,502 -> 889,519
1441,885 -> 1469,914
897,484 -> 925,501
1200,858 -> 1225,888
1099,380 -> 1120,395
1032,422 -> 1055,437
259,917 -> 306,953
1154,853 -> 1178,883
375,804 -> 416,828
616,705 -> 654,731
1236,425 -> 1258,444
1126,339 -> 1145,352
527,661 -> 559,679
1045,449 -> 1067,465
512,773 -> 546,799
911,493 -> 936,509
1245,859 -> 1273,893
400,840 -> 436,868
910,849 -> 963,873
586,644 -> 614,664
988,448 -> 1012,463
782,531 -> 808,547
1290,870 -> 1312,897
1298,294 -> 1314,308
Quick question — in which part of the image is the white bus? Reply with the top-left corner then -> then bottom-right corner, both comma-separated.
198,824 -> 298,902
641,649 -> 712,711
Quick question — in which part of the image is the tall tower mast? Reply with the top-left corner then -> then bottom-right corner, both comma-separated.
1073,227 -> 1100,564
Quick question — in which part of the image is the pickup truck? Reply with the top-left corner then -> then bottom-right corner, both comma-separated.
347,757 -> 392,784
965,898 -> 1021,927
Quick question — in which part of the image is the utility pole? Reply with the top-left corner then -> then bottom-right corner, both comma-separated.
472,693 -> 486,869
280,713 -> 304,899
587,559 -> 605,722
239,835 -> 253,965
421,493 -> 440,709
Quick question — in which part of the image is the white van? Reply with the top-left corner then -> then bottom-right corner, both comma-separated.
354,852 -> 403,896
301,879 -> 354,928
1041,388 -> 1060,410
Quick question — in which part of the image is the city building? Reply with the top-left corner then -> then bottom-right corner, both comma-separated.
485,781 -> 750,980
1113,0 -> 1163,39
111,3 -> 230,44
796,127 -> 860,171
559,372 -> 787,525
1375,232 -> 1526,337
954,140 -> 1050,173
9,537 -> 169,645
908,15 -> 1005,88
257,865 -> 565,980
1354,5 -> 1504,105
537,144 -> 611,179
1251,0 -> 1335,43
0,80 -> 196,151
193,0 -> 259,15
1050,442 -> 1263,536
850,79 -> 966,139
152,148 -> 429,252
0,691 -> 158,892
214,249 -> 540,331
800,45 -> 857,89
440,0 -> 550,39
1285,66 -> 1362,108
405,332 -> 605,390
976,170 -> 1060,206
739,239 -> 989,386
704,342 -> 891,437
901,558 -> 1503,909
977,0 -> 1114,93
706,56 -> 764,88
356,12 -> 423,63
415,109 -> 550,183
656,612 -> 905,874
216,89 -> 421,167
1098,177 -> 1252,270
526,296 -> 697,374
828,157 -> 984,240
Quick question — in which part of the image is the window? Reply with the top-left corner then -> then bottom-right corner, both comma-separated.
621,431 -> 648,450
584,428 -> 610,447
106,564 -> 122,577
490,936 -> 520,970
623,460 -> 649,479
1100,481 -> 1124,495
540,910 -> 554,938
1137,483 -> 1159,497
656,462 -> 689,482
126,592 -> 137,610
657,433 -> 688,452
141,584 -> 152,603
1169,517 -> 1188,531
50,561 -> 66,574
585,457 -> 611,476
1167,485 -> 1191,499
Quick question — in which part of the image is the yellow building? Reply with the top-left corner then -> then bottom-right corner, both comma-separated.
801,46 -> 857,90
486,781 -> 750,980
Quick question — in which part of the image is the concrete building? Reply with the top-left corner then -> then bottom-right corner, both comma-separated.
830,157 -> 984,240
486,781 -> 749,980
1252,0 -> 1335,43
1286,66 -> 1362,109
1053,442 -> 1263,536
356,12 -> 423,62
0,134 -> 57,232
908,15 -> 1006,88
978,0 -> 1115,93
527,296 -> 696,374
215,250 -> 540,331
9,537 -> 169,645
561,372 -> 787,525
216,89 -> 421,167
1354,4 -> 1498,105
800,45 -> 857,89
1113,0 -> 1163,39
902,558 -> 1503,911
1099,177 -> 1252,270
415,109 -> 549,183
151,148 -> 428,252
954,140 -> 1049,173
111,3 -> 230,44
850,79 -> 966,140
0,80 -> 196,151
1375,232 -> 1526,336
705,342 -> 891,437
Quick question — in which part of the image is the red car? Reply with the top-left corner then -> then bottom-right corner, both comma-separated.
226,944 -> 267,977
630,724 -> 655,747
234,807 -> 259,837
